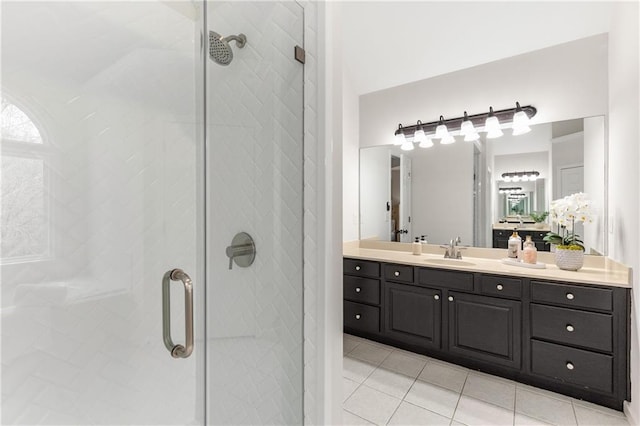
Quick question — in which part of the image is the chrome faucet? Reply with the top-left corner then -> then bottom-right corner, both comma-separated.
440,236 -> 466,259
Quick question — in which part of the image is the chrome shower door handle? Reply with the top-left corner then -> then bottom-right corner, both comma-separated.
162,269 -> 194,359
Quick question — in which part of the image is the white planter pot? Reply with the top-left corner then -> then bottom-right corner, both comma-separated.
555,248 -> 584,271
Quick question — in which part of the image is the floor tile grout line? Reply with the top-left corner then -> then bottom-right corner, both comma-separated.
343,406 -> 375,425
449,372 -> 468,425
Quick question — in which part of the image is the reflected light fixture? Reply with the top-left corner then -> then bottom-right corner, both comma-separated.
502,171 -> 540,182
400,138 -> 414,151
485,106 -> 504,139
512,102 -> 532,136
499,187 -> 523,194
460,111 -> 480,142
394,124 -> 405,146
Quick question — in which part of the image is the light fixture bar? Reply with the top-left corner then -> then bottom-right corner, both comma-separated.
394,104 -> 537,138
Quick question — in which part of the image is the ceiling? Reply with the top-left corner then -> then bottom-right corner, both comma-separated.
341,1 -> 614,95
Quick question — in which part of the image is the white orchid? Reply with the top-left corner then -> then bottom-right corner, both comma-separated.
545,192 -> 593,250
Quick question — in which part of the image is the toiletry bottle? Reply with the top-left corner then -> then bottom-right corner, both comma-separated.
420,235 -> 428,245
507,229 -> 522,259
412,237 -> 422,255
522,235 -> 538,264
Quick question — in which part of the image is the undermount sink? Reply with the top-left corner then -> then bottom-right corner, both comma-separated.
424,258 -> 476,267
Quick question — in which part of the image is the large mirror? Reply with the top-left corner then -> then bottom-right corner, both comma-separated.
360,116 -> 606,255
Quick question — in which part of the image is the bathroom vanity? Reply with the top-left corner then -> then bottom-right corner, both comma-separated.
343,241 -> 631,410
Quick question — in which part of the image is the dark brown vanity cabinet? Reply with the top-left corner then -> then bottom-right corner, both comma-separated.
342,257 -> 630,410
447,292 -> 521,369
384,281 -> 441,350
343,259 -> 382,337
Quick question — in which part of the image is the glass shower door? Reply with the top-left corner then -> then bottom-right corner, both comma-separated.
1,2 -> 204,424
205,2 -> 304,424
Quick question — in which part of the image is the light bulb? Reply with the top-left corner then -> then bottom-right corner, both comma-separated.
435,115 -> 449,139
464,132 -> 480,142
512,102 -> 531,135
485,106 -> 503,139
394,132 -> 405,146
419,137 -> 434,148
440,134 -> 455,145
503,175 -> 511,182
413,128 -> 427,144
521,175 -> 529,181
400,140 -> 414,151
460,112 -> 476,136
512,175 -> 521,182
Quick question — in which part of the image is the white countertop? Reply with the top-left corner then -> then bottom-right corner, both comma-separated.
344,240 -> 631,288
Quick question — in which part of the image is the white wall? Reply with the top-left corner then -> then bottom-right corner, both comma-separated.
608,2 -> 640,423
583,117 -> 605,255
342,71 -> 360,242
359,34 -> 608,149
410,142 -> 474,246
360,147 -> 391,240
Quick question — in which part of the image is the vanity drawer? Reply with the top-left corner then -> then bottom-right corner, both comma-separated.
480,275 -> 522,299
344,258 -> 380,278
344,301 -> 380,334
384,263 -> 414,283
344,276 -> 380,305
531,340 -> 613,393
531,304 -> 612,352
419,268 -> 474,291
531,281 -> 613,311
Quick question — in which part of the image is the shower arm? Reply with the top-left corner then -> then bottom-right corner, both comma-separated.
224,34 -> 246,48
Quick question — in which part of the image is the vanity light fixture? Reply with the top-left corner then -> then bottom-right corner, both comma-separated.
394,124 -> 405,146
508,193 -> 527,200
485,106 -> 504,139
502,171 -> 540,182
391,103 -> 536,145
512,102 -> 532,135
499,187 -> 523,194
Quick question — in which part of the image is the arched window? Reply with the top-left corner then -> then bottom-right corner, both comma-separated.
1,98 -> 50,262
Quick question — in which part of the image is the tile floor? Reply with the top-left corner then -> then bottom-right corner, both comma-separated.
342,334 -> 631,426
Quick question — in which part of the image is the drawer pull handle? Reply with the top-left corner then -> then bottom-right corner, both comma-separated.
566,362 -> 574,370
566,324 -> 575,332
355,265 -> 361,271
566,293 -> 574,300
448,296 -> 454,302
496,284 -> 504,291
355,314 -> 361,320
355,287 -> 361,293
394,271 -> 400,277
434,295 -> 440,300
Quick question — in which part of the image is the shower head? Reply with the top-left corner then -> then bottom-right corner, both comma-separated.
209,31 -> 247,66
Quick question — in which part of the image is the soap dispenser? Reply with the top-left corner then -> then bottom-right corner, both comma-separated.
420,235 -> 428,245
522,235 -> 538,264
412,237 -> 422,255
507,229 -> 522,259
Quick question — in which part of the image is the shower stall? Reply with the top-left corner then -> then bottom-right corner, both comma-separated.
1,1 -> 307,424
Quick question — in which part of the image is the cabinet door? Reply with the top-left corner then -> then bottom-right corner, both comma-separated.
447,292 -> 521,369
384,282 -> 441,350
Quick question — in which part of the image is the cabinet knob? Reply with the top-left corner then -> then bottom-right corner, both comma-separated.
566,293 -> 574,300
434,295 -> 440,300
355,265 -> 361,271
566,362 -> 574,370
496,284 -> 504,291
394,271 -> 400,277
448,296 -> 454,302
566,324 -> 575,332
355,287 -> 361,293
355,314 -> 361,320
